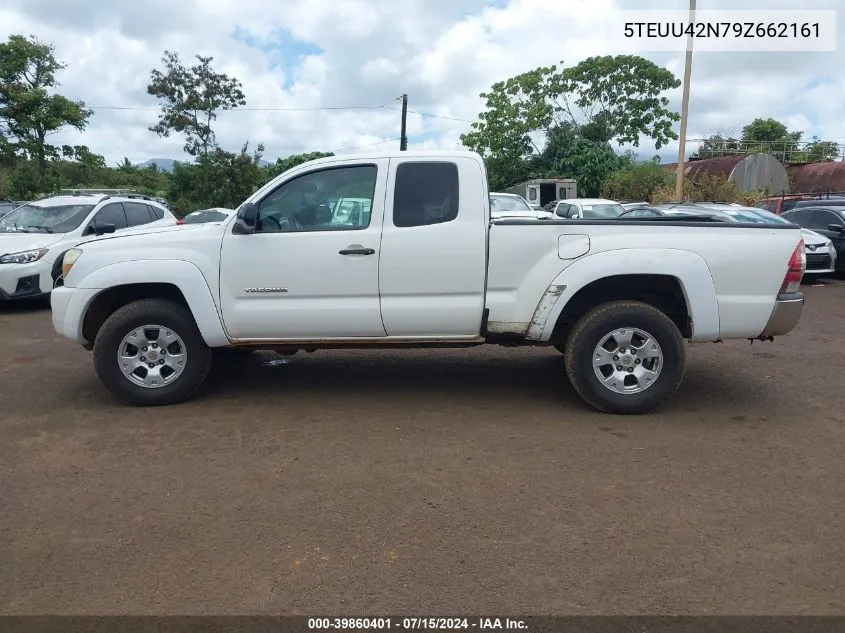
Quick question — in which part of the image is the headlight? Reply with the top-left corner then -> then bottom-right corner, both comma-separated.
62,248 -> 83,279
826,239 -> 834,251
0,248 -> 48,264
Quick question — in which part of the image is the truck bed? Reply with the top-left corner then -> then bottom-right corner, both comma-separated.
485,218 -> 803,342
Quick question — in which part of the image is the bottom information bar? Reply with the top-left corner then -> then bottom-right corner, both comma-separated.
0,617 -> 843,633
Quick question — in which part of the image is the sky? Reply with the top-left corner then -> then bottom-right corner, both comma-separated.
1,0 -> 843,166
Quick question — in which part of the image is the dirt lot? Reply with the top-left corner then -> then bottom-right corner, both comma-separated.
1,283 -> 843,615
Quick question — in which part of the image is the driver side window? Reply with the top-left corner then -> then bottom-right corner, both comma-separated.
256,164 -> 377,233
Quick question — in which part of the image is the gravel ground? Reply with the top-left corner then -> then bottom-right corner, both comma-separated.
1,282 -> 843,615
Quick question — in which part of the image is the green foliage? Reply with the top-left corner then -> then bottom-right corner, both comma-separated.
147,51 -> 246,157
0,34 -> 92,179
265,151 -> 334,182
651,171 -> 762,206
461,55 -> 681,162
603,160 -> 674,201
791,136 -> 840,163
691,118 -> 840,162
540,124 -> 633,197
168,142 -> 265,216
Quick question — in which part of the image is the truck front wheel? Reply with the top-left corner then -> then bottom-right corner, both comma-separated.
92,298 -> 212,406
562,300 -> 686,414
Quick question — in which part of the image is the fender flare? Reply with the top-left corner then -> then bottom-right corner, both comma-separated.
75,259 -> 230,347
528,248 -> 720,343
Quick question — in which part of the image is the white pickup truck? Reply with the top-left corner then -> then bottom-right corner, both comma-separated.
50,150 -> 806,414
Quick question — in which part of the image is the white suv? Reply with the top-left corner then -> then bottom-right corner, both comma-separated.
0,193 -> 175,301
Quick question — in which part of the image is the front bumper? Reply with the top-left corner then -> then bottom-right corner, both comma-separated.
0,261 -> 52,300
759,292 -> 804,337
50,286 -> 101,345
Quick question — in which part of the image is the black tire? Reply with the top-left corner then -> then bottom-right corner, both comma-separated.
563,300 -> 686,415
92,298 -> 212,406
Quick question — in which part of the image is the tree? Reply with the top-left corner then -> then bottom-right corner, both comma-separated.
147,51 -> 246,157
740,117 -> 802,159
690,134 -> 740,159
0,34 -> 92,175
603,160 -> 674,201
264,151 -> 334,182
461,55 -> 681,162
169,142 -> 265,214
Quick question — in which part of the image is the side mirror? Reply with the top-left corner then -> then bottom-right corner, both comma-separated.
89,223 -> 116,236
233,202 -> 258,234
828,223 -> 844,233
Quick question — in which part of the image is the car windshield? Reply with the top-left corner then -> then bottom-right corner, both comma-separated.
183,210 -> 229,224
490,195 -> 531,212
0,202 -> 95,233
581,203 -> 625,218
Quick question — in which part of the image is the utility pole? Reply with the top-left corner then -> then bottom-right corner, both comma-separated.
399,93 -> 408,151
674,0 -> 696,201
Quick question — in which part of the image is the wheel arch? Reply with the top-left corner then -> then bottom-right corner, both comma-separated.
530,249 -> 720,344
76,260 -> 229,347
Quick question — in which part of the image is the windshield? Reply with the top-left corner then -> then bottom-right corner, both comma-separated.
581,203 -> 625,219
0,203 -> 95,233
490,195 -> 531,212
183,210 -> 230,224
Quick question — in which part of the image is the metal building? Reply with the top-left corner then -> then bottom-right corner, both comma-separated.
502,178 -> 578,207
664,153 -> 791,194
790,162 -> 845,194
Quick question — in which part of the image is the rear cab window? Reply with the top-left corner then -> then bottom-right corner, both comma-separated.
393,162 -> 459,227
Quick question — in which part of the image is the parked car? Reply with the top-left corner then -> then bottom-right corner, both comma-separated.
620,201 -> 650,210
176,208 -> 235,225
753,194 -> 842,215
781,205 -> 845,272
490,192 -> 553,219
551,198 -> 626,219
52,149 -> 805,414
0,199 -> 25,219
0,193 -> 175,301
622,203 -> 836,277
792,199 -> 845,210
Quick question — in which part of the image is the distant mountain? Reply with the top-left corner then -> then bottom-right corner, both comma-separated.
135,157 -> 271,172
136,158 -> 177,172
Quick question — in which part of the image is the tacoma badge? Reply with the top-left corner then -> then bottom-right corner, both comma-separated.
245,287 -> 288,293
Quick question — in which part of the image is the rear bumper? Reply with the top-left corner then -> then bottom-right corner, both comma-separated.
759,292 -> 804,337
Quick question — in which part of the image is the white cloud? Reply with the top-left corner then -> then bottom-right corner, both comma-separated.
0,0 -> 843,166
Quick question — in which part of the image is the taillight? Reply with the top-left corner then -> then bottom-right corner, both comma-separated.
176,219 -> 184,225
779,239 -> 805,294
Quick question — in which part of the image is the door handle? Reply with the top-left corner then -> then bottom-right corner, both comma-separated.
339,247 -> 375,255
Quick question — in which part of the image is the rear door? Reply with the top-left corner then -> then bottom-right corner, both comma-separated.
378,156 -> 487,337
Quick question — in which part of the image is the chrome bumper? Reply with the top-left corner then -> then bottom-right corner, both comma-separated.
759,292 -> 804,337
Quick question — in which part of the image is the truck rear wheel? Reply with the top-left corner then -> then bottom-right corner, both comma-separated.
562,300 -> 685,414
92,298 -> 212,406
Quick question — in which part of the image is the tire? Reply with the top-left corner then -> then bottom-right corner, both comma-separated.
563,300 -> 686,415
92,298 -> 212,406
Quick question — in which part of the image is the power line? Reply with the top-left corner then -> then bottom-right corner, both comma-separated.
87,103 -> 475,123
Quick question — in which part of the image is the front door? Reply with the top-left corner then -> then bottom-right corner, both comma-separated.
219,160 -> 388,340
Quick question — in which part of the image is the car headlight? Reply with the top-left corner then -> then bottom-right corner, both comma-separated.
0,248 -> 48,264
61,248 -> 83,279
826,239 -> 835,252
